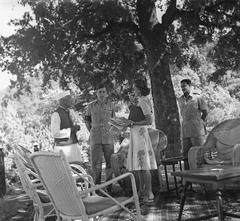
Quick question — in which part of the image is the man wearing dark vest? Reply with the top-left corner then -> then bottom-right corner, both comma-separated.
51,91 -> 82,162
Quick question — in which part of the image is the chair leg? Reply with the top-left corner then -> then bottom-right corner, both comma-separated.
164,165 -> 170,192
178,182 -> 188,221
158,167 -> 164,189
216,190 -> 224,221
172,164 -> 179,197
179,160 -> 183,184
179,160 -> 183,171
33,211 -> 39,221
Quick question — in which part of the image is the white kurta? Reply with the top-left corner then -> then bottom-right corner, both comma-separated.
51,110 -> 82,163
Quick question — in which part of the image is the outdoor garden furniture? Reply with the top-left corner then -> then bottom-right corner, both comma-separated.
30,150 -> 142,221
188,118 -> 240,170
14,153 -> 58,221
172,165 -> 240,221
14,144 -> 88,185
14,145 -> 92,220
160,156 -> 184,197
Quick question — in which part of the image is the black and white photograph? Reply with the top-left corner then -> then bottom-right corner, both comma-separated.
0,0 -> 240,220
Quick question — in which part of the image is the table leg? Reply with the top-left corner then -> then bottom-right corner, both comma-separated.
178,182 -> 188,221
216,189 -> 224,221
179,160 -> 183,184
179,160 -> 182,171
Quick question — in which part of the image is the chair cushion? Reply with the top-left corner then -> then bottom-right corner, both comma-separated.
83,195 -> 129,215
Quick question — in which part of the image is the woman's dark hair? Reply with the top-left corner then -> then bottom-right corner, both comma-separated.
181,79 -> 192,85
134,78 -> 150,96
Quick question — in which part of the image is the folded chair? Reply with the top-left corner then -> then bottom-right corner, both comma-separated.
30,150 -> 142,221
14,153 -> 58,221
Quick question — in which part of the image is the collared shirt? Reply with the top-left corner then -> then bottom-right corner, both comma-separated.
85,99 -> 115,145
178,93 -> 207,138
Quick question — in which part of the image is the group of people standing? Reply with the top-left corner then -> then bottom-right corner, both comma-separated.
50,77 -> 208,203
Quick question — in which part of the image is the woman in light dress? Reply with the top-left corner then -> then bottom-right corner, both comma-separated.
126,78 -> 157,202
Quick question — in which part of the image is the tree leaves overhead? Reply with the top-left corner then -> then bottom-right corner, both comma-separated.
1,0 -> 146,97
1,0 -> 240,96
165,0 -> 240,71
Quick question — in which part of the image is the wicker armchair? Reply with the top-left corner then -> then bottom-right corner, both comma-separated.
188,119 -> 240,170
14,153 -> 58,221
30,150 -> 142,221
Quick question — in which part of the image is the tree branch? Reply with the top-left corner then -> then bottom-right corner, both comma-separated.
82,20 -> 139,39
161,0 -> 178,30
80,20 -> 144,49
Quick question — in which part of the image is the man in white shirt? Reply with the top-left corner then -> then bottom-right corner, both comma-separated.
51,91 -> 82,162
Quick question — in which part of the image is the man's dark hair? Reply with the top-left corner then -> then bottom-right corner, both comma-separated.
180,79 -> 192,85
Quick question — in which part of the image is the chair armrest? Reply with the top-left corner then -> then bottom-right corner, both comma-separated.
188,146 -> 206,169
70,163 -> 87,174
80,172 -> 138,196
71,170 -> 94,189
233,144 -> 240,166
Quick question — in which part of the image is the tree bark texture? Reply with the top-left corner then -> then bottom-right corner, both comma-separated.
0,148 -> 6,197
149,52 -> 181,157
137,0 -> 181,157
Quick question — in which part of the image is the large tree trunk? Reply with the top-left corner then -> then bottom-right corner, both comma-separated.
148,50 -> 181,157
0,148 -> 6,197
137,0 -> 181,157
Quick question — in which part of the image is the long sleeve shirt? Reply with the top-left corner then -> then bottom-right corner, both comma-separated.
51,111 -> 71,139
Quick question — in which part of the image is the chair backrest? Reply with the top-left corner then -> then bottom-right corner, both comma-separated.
205,119 -> 240,147
148,128 -> 168,164
204,119 -> 240,161
148,128 -> 168,151
14,153 -> 48,216
30,151 -> 87,218
15,145 -> 35,171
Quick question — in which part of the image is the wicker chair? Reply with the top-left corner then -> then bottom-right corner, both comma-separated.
30,150 -> 142,221
188,118 -> 240,170
14,145 -> 88,184
14,153 -> 58,221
